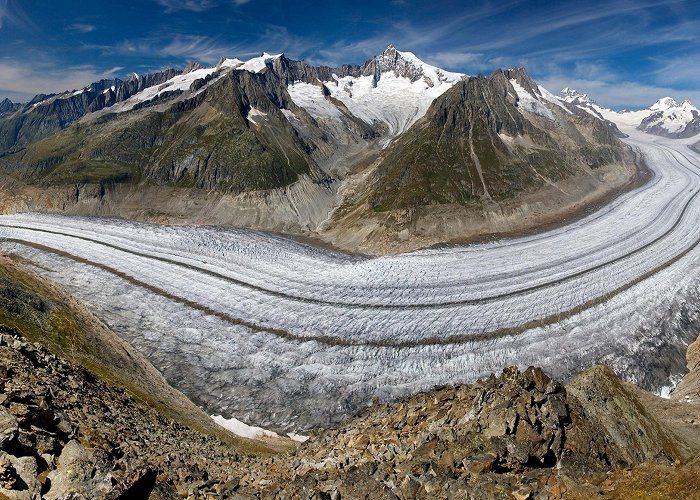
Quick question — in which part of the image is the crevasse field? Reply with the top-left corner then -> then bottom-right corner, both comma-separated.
2,129 -> 700,432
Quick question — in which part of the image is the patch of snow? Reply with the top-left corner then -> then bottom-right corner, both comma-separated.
510,79 -> 554,120
246,107 -> 268,124
236,53 -> 282,73
211,414 -> 280,440
538,85 -> 571,114
219,57 -> 243,69
498,133 -> 514,145
281,109 -> 297,122
116,67 -> 219,112
655,373 -> 683,399
287,82 -> 342,120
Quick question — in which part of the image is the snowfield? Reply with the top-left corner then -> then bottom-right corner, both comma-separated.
2,130 -> 700,432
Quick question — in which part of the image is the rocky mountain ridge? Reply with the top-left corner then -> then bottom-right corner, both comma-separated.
0,46 -> 635,254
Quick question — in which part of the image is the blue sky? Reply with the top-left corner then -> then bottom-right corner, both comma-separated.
0,0 -> 698,109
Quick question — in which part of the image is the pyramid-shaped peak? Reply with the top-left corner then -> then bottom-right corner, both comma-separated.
504,67 -> 539,95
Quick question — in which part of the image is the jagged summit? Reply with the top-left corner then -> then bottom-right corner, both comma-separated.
361,43 -> 464,85
182,61 -> 202,74
560,87 -> 596,104
0,97 -> 20,113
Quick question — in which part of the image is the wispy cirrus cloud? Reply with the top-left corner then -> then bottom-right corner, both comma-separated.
649,53 -> 700,86
114,34 -> 236,63
0,0 -> 34,30
110,25 -> 316,65
154,0 -> 251,12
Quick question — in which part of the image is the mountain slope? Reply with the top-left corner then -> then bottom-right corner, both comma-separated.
0,48 -> 636,254
0,68 -> 319,193
0,70 -> 181,154
321,68 -> 635,253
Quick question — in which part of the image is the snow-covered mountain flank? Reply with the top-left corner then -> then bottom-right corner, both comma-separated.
0,45 -> 635,253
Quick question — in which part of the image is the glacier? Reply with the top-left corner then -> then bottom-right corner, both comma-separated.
1,129 -> 700,432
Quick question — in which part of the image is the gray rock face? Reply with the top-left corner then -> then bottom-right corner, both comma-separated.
0,98 -> 20,115
274,366 -> 683,499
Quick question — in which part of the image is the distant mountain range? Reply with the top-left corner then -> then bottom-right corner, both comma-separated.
0,45 -> 647,253
559,88 -> 700,139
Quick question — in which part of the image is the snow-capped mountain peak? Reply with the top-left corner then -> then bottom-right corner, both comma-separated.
307,44 -> 464,138
650,97 -> 679,111
559,88 -> 596,105
557,87 -> 700,138
368,44 -> 464,86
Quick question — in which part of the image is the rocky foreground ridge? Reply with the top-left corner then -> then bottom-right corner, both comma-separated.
0,324 -> 699,499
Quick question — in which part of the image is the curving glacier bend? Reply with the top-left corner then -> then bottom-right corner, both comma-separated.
2,129 -> 700,431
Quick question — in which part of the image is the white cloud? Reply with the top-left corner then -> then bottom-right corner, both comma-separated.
112,26 -> 315,65
114,35 -> 244,64
67,23 -> 96,34
650,54 -> 700,86
0,60 -> 122,102
424,51 -> 482,70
